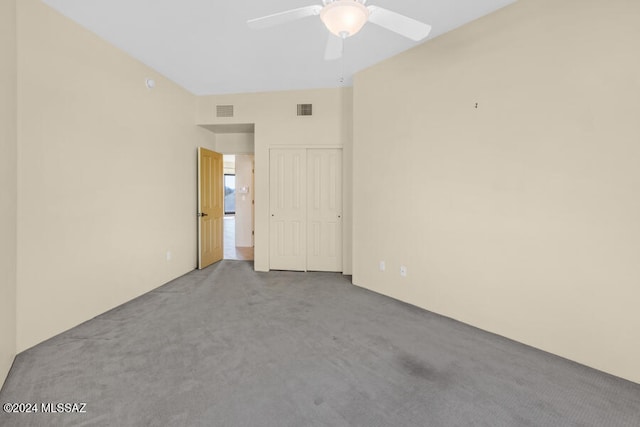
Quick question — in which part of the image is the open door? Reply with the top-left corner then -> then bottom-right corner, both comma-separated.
198,147 -> 223,269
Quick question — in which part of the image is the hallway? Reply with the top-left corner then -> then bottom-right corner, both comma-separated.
224,215 -> 253,261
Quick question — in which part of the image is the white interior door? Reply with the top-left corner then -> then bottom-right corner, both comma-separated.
269,149 -> 306,271
307,149 -> 342,272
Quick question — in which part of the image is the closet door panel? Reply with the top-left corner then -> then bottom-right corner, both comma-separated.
269,149 -> 307,271
307,149 -> 343,272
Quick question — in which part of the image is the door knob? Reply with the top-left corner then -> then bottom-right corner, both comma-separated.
197,212 -> 208,217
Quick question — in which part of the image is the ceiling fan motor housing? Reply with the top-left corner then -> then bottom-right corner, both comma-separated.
320,0 -> 370,38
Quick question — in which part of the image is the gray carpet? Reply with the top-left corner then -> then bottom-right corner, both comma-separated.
1,261 -> 639,426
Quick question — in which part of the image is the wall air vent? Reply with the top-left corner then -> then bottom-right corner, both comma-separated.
297,104 -> 313,116
216,105 -> 234,118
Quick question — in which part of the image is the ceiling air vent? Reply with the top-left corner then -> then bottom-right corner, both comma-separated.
216,105 -> 234,118
297,104 -> 312,116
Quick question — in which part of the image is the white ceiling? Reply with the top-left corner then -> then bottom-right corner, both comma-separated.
41,0 -> 516,96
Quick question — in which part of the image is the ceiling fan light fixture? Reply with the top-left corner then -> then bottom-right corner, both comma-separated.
320,0 -> 370,38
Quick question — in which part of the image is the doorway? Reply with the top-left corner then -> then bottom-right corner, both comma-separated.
223,154 -> 254,261
198,125 -> 255,266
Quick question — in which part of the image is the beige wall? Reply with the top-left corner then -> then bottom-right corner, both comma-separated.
16,0 -> 214,352
215,133 -> 255,154
197,88 -> 353,273
352,0 -> 640,383
235,154 -> 254,248
0,0 -> 18,384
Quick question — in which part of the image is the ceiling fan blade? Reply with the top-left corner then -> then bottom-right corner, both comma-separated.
366,6 -> 432,41
324,34 -> 343,61
247,5 -> 322,30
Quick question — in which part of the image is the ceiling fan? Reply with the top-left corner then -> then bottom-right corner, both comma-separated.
247,0 -> 432,61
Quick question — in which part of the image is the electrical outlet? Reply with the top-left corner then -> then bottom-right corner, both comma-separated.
379,261 -> 386,272
166,251 -> 172,261
400,265 -> 407,277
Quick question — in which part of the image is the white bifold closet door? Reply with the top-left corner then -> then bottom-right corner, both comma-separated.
270,148 -> 342,272
306,149 -> 342,271
270,149 -> 307,271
